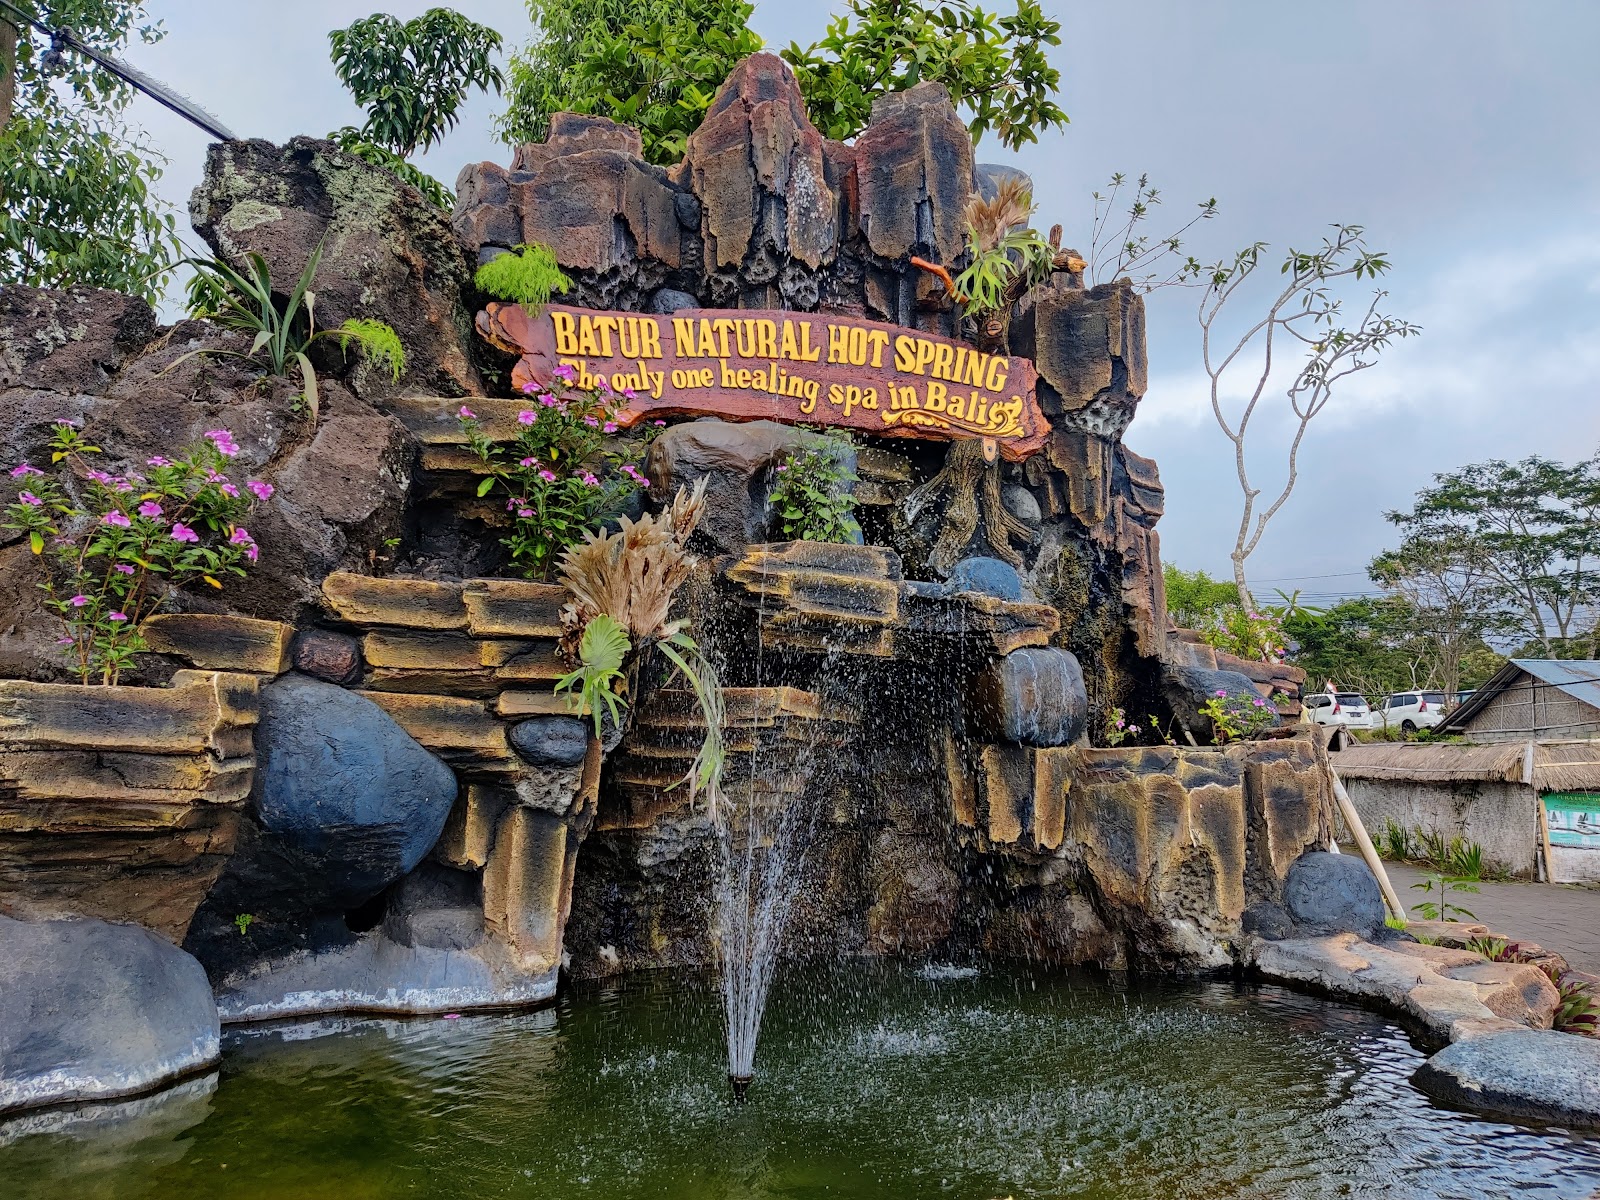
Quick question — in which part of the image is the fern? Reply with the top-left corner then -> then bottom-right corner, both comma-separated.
555,612 -> 631,737
337,318 -> 407,382
475,243 -> 572,311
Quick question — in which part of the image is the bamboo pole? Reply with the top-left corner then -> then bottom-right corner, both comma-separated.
1328,766 -> 1408,921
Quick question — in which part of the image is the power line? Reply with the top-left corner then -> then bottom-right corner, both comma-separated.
0,0 -> 237,140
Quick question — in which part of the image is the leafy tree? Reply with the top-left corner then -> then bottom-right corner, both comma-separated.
1369,530 -> 1501,697
1198,225 -> 1419,607
497,0 -> 1068,166
1086,172 -> 1216,292
1283,595 -> 1501,700
328,7 -> 504,207
1383,455 -> 1600,658
1163,564 -> 1239,629
497,0 -> 760,165
781,0 -> 1066,150
0,1 -> 179,301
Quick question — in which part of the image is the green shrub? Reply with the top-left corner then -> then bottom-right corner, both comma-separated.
474,243 -> 572,311
769,440 -> 859,543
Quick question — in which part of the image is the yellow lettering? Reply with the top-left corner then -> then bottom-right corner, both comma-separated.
892,383 -> 919,411
552,311 -> 579,356
780,321 -> 801,361
617,317 -> 642,360
700,319 -> 720,358
985,357 -> 1011,391
751,367 -> 768,391
719,359 -> 737,388
711,318 -> 737,359
932,343 -> 955,381
755,319 -> 777,359
828,324 -> 851,364
914,338 -> 938,377
593,315 -> 619,358
672,317 -> 699,357
577,317 -> 600,358
798,322 -> 821,362
894,334 -> 918,372
736,367 -> 752,388
947,391 -> 967,420
640,318 -> 662,359
866,329 -> 889,368
926,380 -> 948,412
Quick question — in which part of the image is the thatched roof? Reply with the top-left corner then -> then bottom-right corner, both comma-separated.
1331,739 -> 1600,792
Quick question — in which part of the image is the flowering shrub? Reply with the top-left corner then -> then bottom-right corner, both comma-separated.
1104,706 -> 1176,747
3,423 -> 266,684
458,366 -> 660,578
1200,605 -> 1287,664
1198,688 -> 1281,743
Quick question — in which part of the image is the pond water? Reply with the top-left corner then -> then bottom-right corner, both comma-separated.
5,963 -> 1599,1200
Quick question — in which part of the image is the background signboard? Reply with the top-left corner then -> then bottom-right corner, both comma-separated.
478,303 -> 1051,461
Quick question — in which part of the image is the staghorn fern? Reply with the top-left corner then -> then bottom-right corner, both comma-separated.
554,612 -> 631,738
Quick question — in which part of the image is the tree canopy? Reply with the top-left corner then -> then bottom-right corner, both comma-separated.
496,0 -> 1067,166
0,1 -> 179,302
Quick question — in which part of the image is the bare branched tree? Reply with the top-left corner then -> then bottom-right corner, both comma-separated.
1087,172 -> 1217,292
1199,224 -> 1419,607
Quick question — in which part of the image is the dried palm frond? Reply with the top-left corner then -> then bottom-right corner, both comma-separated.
965,177 -> 1036,256
557,476 -> 708,648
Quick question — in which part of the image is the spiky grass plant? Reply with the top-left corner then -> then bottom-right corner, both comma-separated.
474,242 -> 571,311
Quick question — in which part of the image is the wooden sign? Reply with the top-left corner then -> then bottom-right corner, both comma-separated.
477,303 -> 1050,461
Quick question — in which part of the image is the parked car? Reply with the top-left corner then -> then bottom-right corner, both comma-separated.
1375,690 -> 1451,733
1303,692 -> 1371,728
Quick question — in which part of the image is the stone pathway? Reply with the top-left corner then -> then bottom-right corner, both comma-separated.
1378,860 -> 1600,977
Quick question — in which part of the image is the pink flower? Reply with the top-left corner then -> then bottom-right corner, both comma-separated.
774,464 -> 788,473
114,564 -> 135,575
204,429 -> 240,457
596,377 -> 612,393
68,594 -> 89,607
518,457 -> 539,468
516,507 -> 535,518
538,469 -> 557,483
622,388 -> 637,400
56,635 -> 75,646
458,405 -> 477,420
539,395 -> 559,408
9,464 -> 43,478
17,491 -> 41,506
1214,689 -> 1228,698
603,421 -> 618,434
246,544 -> 259,562
653,420 -> 666,427
219,482 -> 240,498
579,472 -> 599,486
147,456 -> 172,467
137,501 -> 163,519
54,418 -> 80,428
517,410 -> 537,425
103,510 -> 131,528
1253,698 -> 1267,707
108,611 -> 128,622
86,469 -> 115,485
521,381 -> 537,394
229,527 -> 255,548
247,480 -> 274,501
553,364 -> 576,382
203,469 -> 225,483
170,522 -> 199,544
583,415 -> 600,428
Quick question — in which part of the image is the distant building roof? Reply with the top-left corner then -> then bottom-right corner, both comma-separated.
1439,659 -> 1600,734
1331,739 -> 1600,792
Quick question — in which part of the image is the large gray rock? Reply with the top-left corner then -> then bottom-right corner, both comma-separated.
1283,851 -> 1386,937
0,915 -> 220,1114
253,674 -> 458,900
1413,1028 -> 1600,1128
1161,664 -> 1280,743
509,715 -> 589,767
184,674 -> 457,979
972,647 -> 1087,747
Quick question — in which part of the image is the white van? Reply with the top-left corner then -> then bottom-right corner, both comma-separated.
1375,690 -> 1450,733
1303,692 -> 1371,728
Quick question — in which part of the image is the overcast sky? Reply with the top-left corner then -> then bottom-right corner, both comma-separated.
128,0 -> 1600,599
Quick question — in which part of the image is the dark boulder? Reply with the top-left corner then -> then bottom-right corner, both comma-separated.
382,862 -> 484,952
0,915 -> 219,1114
185,675 -> 456,977
291,628 -> 363,685
972,647 -> 1087,747
252,674 -> 457,900
1413,1028 -> 1600,1129
1161,664 -> 1279,742
944,556 -> 1024,601
1241,901 -> 1295,941
648,288 -> 699,314
646,418 -> 855,554
1283,851 -> 1385,937
0,286 -> 156,394
509,715 -> 590,767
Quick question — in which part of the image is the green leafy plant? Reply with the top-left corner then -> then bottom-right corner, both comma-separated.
327,7 -> 504,206
1379,818 -> 1416,863
1408,872 -> 1478,922
1197,688 -> 1279,744
1552,974 -> 1600,1038
782,0 -> 1067,151
1383,914 -> 1408,932
234,913 -> 255,936
769,439 -> 858,543
1,2 -> 180,301
459,367 -> 655,578
1464,935 -> 1510,960
498,0 -> 762,165
1086,172 -> 1215,293
555,613 -> 631,737
1199,604 -> 1288,664
3,423 -> 266,684
179,245 -> 406,422
942,178 -> 1056,343
474,244 -> 572,311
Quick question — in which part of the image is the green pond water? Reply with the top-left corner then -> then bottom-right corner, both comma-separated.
5,962 -> 1599,1200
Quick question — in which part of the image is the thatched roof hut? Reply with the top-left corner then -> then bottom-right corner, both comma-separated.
1332,739 -> 1600,793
